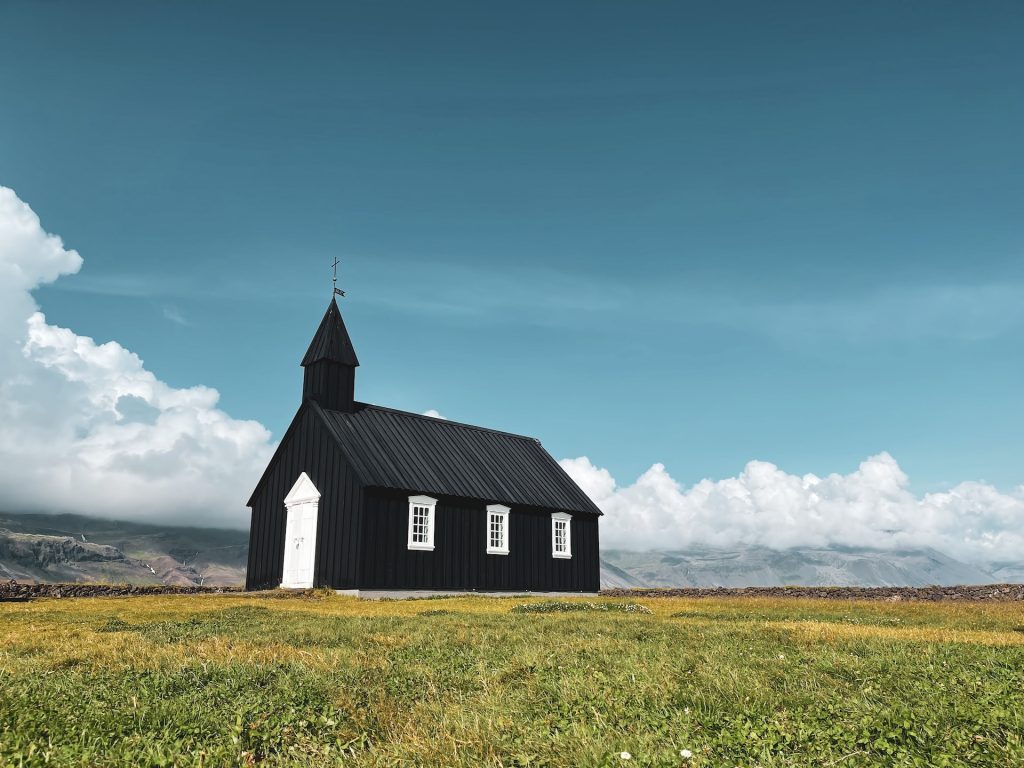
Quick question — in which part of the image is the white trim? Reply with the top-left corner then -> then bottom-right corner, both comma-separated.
283,472 -> 321,505
281,473 -> 320,588
486,504 -> 510,555
407,495 -> 437,551
551,512 -> 572,559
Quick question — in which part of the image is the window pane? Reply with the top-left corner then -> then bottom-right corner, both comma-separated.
412,505 -> 431,543
489,512 -> 505,549
554,519 -> 567,551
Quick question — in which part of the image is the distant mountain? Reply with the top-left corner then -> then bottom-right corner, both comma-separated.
3,512 -> 1017,589
0,512 -> 247,586
600,546 -> 1001,588
986,563 -> 1024,584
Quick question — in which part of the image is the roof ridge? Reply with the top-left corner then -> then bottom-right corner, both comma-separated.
305,400 -> 603,516
350,402 -> 541,443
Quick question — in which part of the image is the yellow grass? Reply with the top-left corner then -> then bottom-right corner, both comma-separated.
2,593 -> 1023,766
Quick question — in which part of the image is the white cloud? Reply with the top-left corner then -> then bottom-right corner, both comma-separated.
422,409 -> 447,420
561,453 -> 1024,564
0,187 -> 274,528
729,282 -> 1024,345
162,305 -> 188,326
355,256 -> 1024,343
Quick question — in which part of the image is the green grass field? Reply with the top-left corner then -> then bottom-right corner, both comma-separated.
2,593 -> 1023,767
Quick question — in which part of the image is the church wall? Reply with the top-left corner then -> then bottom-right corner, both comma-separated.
358,489 -> 600,592
246,406 -> 364,590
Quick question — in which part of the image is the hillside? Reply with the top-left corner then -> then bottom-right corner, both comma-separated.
0,513 -> 247,587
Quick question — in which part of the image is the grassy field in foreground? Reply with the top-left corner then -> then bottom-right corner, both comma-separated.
2,594 -> 1023,767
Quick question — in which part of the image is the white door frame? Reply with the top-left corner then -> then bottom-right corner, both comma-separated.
281,472 -> 320,589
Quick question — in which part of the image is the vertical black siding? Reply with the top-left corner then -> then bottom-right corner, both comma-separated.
246,407 -> 364,590
358,489 -> 600,592
303,361 -> 355,412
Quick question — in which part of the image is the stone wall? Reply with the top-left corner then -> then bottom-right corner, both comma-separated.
5,579 -> 1024,602
0,580 -> 241,600
600,584 -> 1024,601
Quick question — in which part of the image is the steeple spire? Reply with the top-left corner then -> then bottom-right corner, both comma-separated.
301,298 -> 359,411
301,298 -> 359,367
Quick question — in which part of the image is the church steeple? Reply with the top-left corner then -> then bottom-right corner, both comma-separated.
301,298 -> 359,412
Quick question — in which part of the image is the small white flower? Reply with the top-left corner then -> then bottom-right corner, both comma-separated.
684,707 -> 690,714
778,653 -> 785,660
620,752 -> 632,760
680,749 -> 693,759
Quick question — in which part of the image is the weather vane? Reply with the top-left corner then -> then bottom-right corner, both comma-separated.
331,257 -> 346,298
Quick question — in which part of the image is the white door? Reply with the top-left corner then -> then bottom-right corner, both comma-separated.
282,502 -> 317,588
294,503 -> 317,586
281,473 -> 320,589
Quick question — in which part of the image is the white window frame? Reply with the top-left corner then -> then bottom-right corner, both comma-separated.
486,504 -> 510,555
551,512 -> 572,559
407,495 -> 437,551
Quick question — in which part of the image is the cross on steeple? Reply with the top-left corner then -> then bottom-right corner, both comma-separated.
331,257 -> 346,298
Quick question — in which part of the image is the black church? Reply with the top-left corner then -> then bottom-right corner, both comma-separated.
245,298 -> 602,594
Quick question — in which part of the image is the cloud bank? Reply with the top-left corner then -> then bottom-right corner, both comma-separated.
3,185 -> 1021,561
561,453 -> 1024,564
0,187 -> 274,527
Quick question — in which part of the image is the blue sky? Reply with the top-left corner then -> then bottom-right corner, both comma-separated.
2,0 -> 1022,496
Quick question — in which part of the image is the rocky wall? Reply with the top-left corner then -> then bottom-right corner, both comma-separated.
600,584 -> 1024,601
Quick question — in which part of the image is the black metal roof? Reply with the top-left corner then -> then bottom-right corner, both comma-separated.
314,401 -> 602,515
301,298 -> 359,367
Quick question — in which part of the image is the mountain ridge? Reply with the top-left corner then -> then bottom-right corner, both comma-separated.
1,512 -> 1017,588
599,546 -> 1000,588
0,512 -> 247,586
